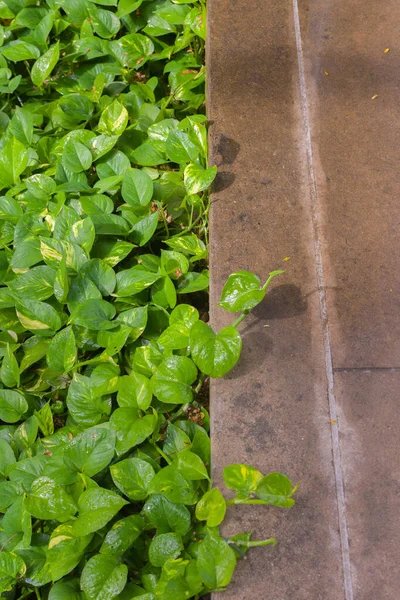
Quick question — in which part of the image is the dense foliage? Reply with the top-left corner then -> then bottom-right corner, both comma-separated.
0,0 -> 296,598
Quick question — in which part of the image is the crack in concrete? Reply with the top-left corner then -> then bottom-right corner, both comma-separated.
292,1 -> 354,599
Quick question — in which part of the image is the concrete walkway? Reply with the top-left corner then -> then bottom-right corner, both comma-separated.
208,1 -> 400,599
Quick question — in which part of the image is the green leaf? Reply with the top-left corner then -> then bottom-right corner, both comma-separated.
149,533 -> 183,567
166,130 -> 199,164
47,326 -> 77,373
96,150 -> 130,179
151,356 -> 197,404
91,214 -> 130,236
40,239 -> 87,272
161,250 -> 189,277
1,40 -> 40,61
91,134 -> 119,160
67,373 -> 111,427
81,554 -> 128,600
72,487 -> 128,536
49,579 -> 86,600
223,464 -> 263,494
8,265 -> 56,301
184,164 -> 217,194
98,100 -> 128,135
88,6 -> 120,39
71,217 -> 96,254
0,196 -> 23,223
197,533 -> 236,590
195,488 -> 226,527
153,557 -> 192,599
174,449 -> 209,481
0,552 -> 26,593
25,476 -> 77,521
0,439 -> 16,479
130,212 -> 159,247
117,372 -> 152,410
111,408 -> 156,455
63,139 -> 93,173
47,524 -> 93,582
143,494 -> 191,536
26,174 -> 56,198
164,234 -> 206,258
255,473 -> 296,507
34,402 -> 54,437
121,168 -> 153,207
148,119 -> 179,151
79,258 -> 116,296
0,390 -> 28,423
219,271 -> 267,312
92,239 -> 134,266
117,0 -> 142,17
20,337 -> 50,373
190,322 -> 242,378
115,265 -> 160,296
100,514 -> 144,556
158,322 -> 190,349
0,344 -> 20,388
63,426 -> 116,477
148,465 -> 198,505
8,107 -> 34,145
171,304 -> 199,327
151,275 -> 176,309
0,482 -> 21,513
0,136 -> 28,188
70,298 -> 116,330
8,456 -> 45,491
97,324 -> 131,356
117,305 -> 148,337
132,142 -> 167,166
16,299 -> 62,335
31,42 -> 59,87
115,33 -> 154,68
163,423 -> 191,456
110,457 -> 155,501
14,415 -> 38,451
0,496 -> 31,549
177,271 -> 209,294
185,4 -> 206,39
60,94 -> 94,122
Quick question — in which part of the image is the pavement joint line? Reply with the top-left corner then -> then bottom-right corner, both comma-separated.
334,367 -> 400,373
292,1 -> 354,599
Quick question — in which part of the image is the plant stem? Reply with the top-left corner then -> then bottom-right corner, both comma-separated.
232,310 -> 249,328
17,591 -> 32,600
229,537 -> 278,548
226,498 -> 274,506
71,354 -> 112,371
232,270 -> 285,329
194,373 -> 206,394
154,445 -> 172,465
262,269 -> 285,292
170,403 -> 189,422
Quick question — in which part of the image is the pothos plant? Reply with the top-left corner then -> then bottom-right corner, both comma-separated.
0,0 -> 296,598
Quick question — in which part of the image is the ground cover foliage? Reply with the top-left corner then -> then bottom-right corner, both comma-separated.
0,0 -> 296,598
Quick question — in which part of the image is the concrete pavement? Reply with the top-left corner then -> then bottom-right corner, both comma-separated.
208,1 -> 400,598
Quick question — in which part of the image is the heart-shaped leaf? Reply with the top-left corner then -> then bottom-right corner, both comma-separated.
219,270 -> 265,312
190,321 -> 242,378
80,554 -> 127,600
151,356 -> 197,404
121,168 -> 153,206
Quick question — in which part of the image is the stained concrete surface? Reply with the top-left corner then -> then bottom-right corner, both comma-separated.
208,0 -> 400,598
